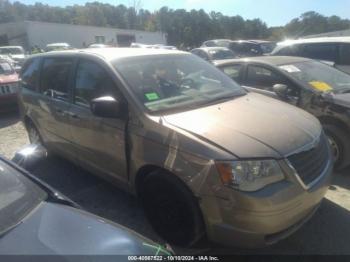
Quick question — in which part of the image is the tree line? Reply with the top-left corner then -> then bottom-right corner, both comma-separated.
1,0 -> 350,48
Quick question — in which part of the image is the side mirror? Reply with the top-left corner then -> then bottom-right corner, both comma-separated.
90,96 -> 125,118
273,84 -> 288,99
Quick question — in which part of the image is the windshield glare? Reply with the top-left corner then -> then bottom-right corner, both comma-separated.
210,49 -> 235,60
0,161 -> 47,235
279,61 -> 350,93
114,54 -> 245,113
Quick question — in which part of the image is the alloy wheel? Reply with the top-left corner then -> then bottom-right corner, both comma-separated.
28,126 -> 41,145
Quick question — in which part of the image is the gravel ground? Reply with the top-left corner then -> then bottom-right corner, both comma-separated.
0,112 -> 28,159
0,112 -> 350,255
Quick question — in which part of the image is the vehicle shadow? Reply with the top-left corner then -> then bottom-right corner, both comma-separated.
0,111 -> 20,128
25,155 -> 350,255
29,156 -> 163,243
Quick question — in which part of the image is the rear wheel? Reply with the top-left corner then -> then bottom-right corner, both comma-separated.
140,170 -> 205,247
323,124 -> 350,170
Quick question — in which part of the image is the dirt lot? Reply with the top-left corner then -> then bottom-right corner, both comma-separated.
1,112 -> 350,255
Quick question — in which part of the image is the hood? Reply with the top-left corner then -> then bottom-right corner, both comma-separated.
0,74 -> 18,84
164,92 -> 321,159
331,93 -> 350,109
0,202 -> 170,255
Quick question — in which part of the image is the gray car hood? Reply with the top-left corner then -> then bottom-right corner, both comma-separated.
0,202 -> 166,255
164,92 -> 321,159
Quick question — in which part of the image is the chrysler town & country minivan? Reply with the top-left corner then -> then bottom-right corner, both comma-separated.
18,48 -> 333,248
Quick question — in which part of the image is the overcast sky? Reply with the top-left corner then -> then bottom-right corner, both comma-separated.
13,0 -> 350,27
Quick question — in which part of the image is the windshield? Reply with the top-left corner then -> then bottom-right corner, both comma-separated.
279,60 -> 350,93
0,62 -> 14,75
0,48 -> 24,55
114,54 -> 245,113
209,49 -> 236,60
0,160 -> 47,235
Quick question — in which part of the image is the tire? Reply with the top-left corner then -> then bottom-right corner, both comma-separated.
323,124 -> 350,170
140,170 -> 205,247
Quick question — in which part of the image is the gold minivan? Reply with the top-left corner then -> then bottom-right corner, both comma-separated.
19,48 -> 333,248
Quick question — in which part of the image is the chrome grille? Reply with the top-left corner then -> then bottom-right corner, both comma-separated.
287,134 -> 330,186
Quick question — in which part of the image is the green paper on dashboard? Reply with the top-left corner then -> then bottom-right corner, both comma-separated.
145,92 -> 160,101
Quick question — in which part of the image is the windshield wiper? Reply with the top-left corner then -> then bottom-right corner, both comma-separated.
207,92 -> 246,103
192,92 -> 246,108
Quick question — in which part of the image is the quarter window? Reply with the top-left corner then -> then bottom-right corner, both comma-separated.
21,59 -> 40,91
41,58 -> 73,101
74,60 -> 117,107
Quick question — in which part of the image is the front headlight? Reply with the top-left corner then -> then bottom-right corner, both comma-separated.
216,160 -> 285,192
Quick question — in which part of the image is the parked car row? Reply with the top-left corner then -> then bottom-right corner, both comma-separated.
201,39 -> 277,57
190,37 -> 350,171
0,46 -> 26,68
0,59 -> 19,112
130,42 -> 177,50
190,47 -> 236,63
198,36 -> 350,75
17,48 -> 333,249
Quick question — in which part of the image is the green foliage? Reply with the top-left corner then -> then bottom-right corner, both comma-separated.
284,11 -> 350,38
0,0 -> 349,47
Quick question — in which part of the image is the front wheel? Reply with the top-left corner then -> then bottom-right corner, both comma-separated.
140,171 -> 205,247
323,124 -> 350,170
27,122 -> 42,145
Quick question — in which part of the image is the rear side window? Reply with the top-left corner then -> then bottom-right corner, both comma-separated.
74,60 -> 117,107
220,64 -> 243,83
302,43 -> 337,62
245,65 -> 288,91
21,59 -> 40,91
339,44 -> 350,65
41,58 -> 73,101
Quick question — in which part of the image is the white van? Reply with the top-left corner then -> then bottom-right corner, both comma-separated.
272,37 -> 350,74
